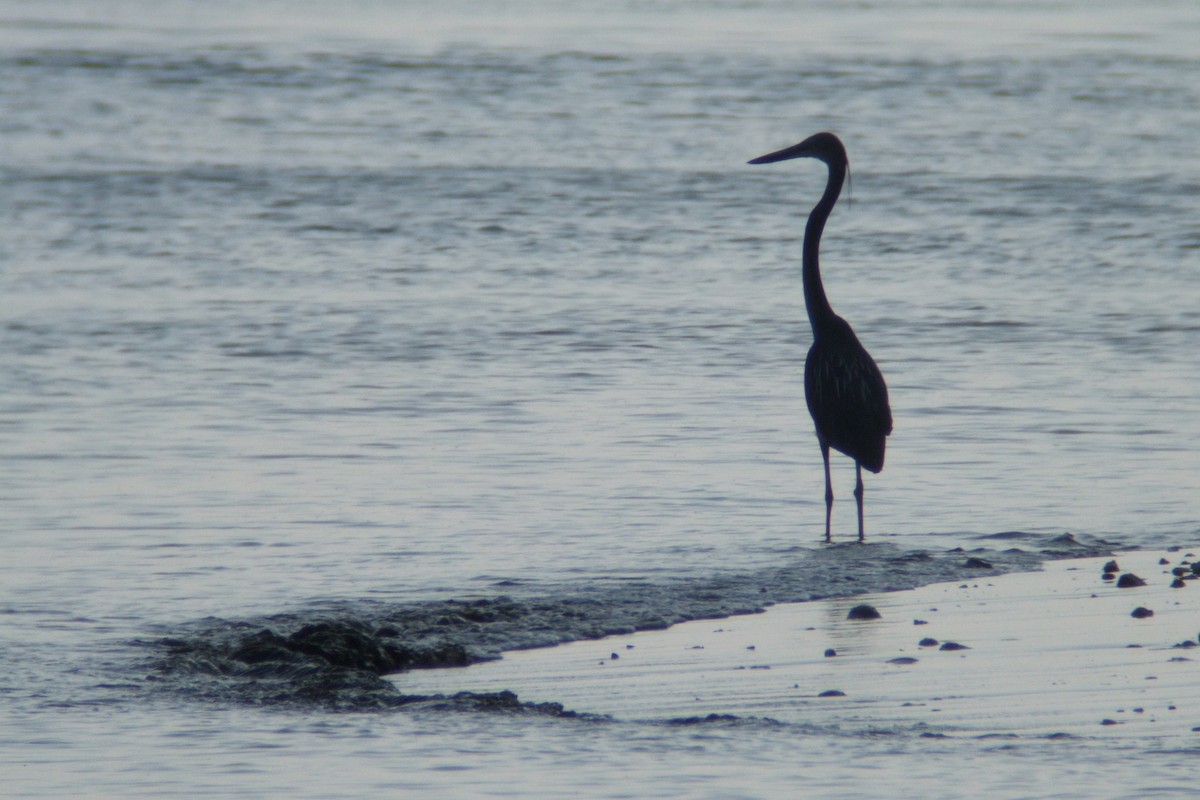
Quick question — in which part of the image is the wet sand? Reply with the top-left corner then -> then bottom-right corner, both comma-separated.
395,549 -> 1200,741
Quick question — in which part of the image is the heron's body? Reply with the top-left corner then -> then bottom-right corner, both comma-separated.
750,132 -> 892,541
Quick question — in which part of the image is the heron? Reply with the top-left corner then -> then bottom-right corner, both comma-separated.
749,132 -> 892,542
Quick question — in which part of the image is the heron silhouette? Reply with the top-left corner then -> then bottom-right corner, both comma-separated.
749,132 -> 892,542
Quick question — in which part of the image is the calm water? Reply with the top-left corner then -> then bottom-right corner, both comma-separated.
2,0 -> 1199,796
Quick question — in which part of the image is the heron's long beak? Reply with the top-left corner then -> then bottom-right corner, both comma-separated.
748,141 -> 815,165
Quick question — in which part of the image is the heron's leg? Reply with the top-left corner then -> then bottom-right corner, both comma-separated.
853,462 -> 865,542
820,442 -> 833,543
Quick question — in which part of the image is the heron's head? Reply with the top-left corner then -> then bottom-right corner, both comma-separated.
748,131 -> 847,168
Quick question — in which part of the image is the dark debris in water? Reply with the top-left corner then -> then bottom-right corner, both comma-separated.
662,713 -> 791,730
144,534 -> 1118,711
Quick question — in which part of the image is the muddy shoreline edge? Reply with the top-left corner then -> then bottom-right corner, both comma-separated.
145,533 -> 1120,712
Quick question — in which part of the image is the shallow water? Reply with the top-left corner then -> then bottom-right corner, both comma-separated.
2,0 -> 1200,797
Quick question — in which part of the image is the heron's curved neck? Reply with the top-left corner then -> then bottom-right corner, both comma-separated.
803,159 -> 845,336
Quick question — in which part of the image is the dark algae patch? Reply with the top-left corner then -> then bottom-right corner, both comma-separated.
146,535 -> 1114,711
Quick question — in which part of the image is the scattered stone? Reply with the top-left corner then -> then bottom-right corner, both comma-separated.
818,689 -> 845,697
847,604 -> 881,620
1117,573 -> 1147,588
888,657 -> 919,665
919,638 -> 939,647
1172,641 -> 1197,649
913,619 -> 929,626
1131,607 -> 1154,619
939,641 -> 970,651
964,557 -> 993,569
1102,560 -> 1120,574
1172,579 -> 1186,589
1101,573 -> 1116,581
1172,567 -> 1189,577
610,652 -> 619,660
1193,563 -> 1200,576
1159,558 -> 1170,565
1100,719 -> 1120,726
824,648 -> 837,658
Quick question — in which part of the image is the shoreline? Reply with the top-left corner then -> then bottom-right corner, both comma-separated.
395,547 -> 1200,740
147,533 -> 1126,711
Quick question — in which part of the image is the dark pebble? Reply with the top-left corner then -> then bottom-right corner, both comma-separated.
1117,573 -> 1147,588
847,604 -> 881,620
1101,573 -> 1116,581
818,689 -> 845,697
888,657 -> 919,665
1100,719 -> 1120,726
1172,579 -> 1186,589
1193,562 -> 1200,576
913,619 -> 928,626
919,638 -> 939,647
1159,558 -> 1170,565
824,648 -> 837,658
939,641 -> 970,651
610,652 -> 619,660
1131,606 -> 1154,619
1103,560 -> 1120,574
964,557 -> 993,569
1172,567 -> 1188,577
